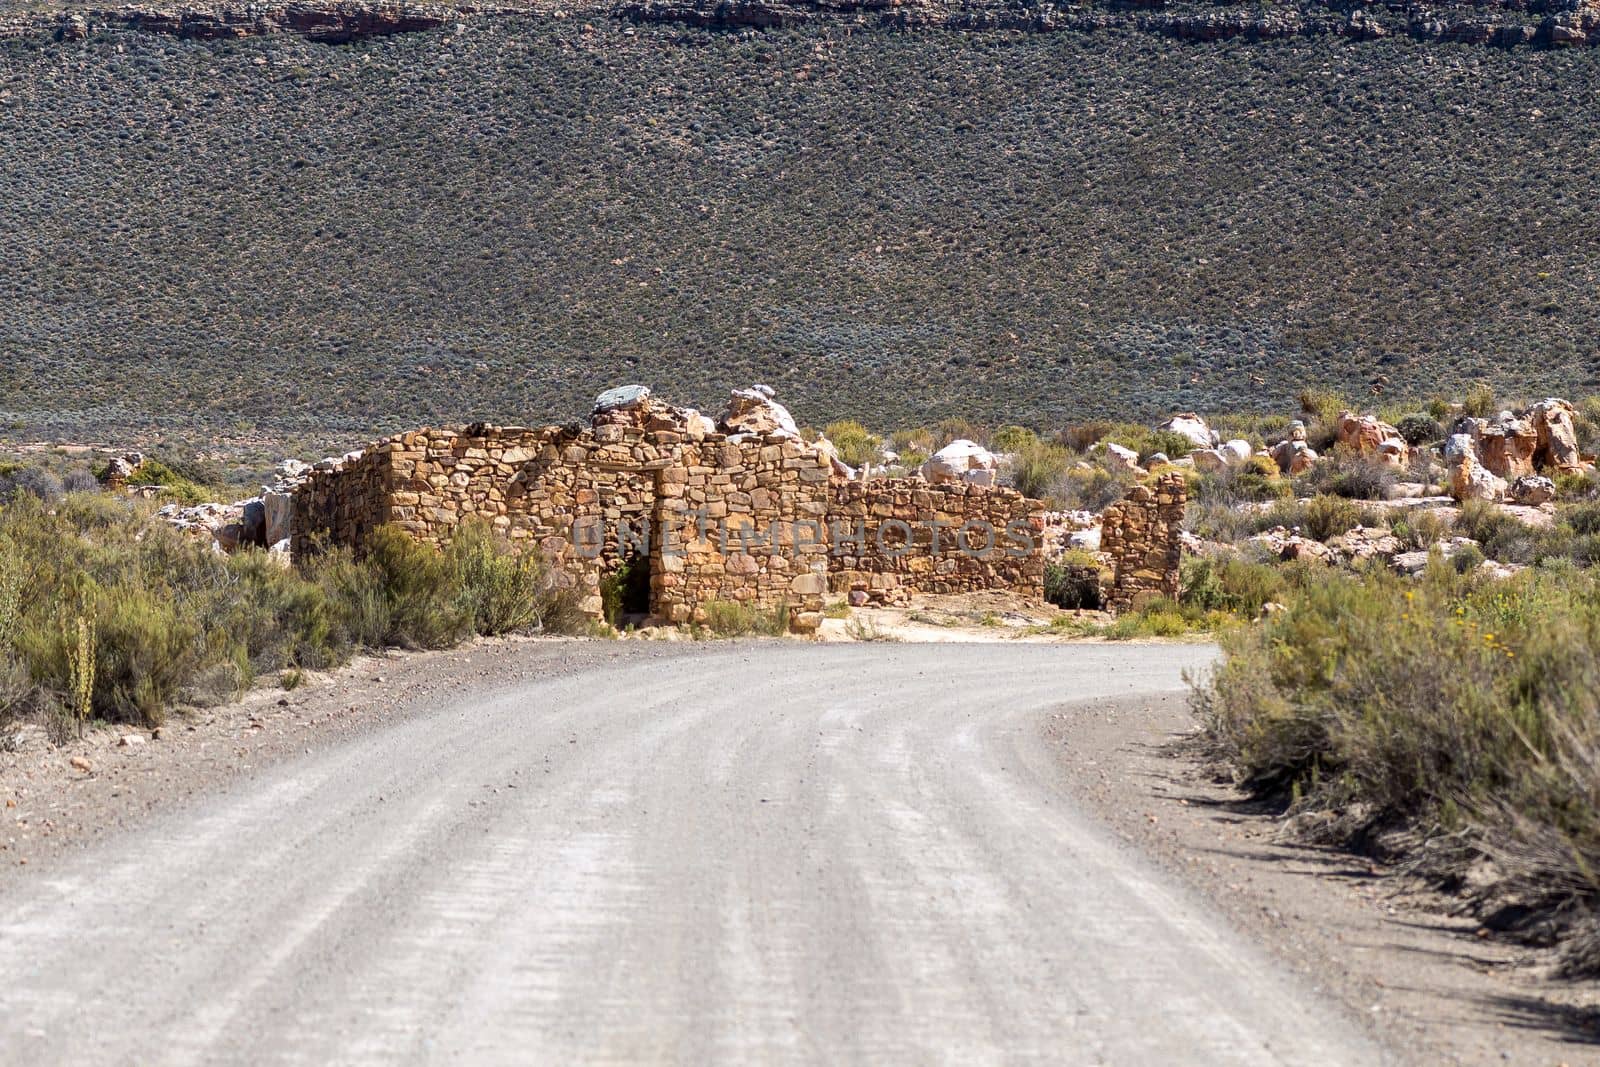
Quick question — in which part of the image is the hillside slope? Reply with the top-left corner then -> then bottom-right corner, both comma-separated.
1,18 -> 1597,445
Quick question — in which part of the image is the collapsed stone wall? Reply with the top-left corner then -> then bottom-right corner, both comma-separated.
1099,472 -> 1186,612
827,480 -> 1045,604
292,418 -> 836,630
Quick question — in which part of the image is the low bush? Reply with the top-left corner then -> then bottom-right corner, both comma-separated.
1044,549 -> 1104,610
698,600 -> 788,637
1395,412 -> 1443,446
1454,499 -> 1541,565
1294,448 -> 1396,500
1179,556 -> 1284,618
1301,494 -> 1366,542
0,497 -> 579,730
1007,438 -> 1072,500
1194,565 -> 1600,973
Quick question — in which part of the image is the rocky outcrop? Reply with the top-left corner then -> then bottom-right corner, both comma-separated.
1528,398 -> 1587,473
9,0 -> 1594,49
614,0 -> 1600,50
1463,411 -> 1538,479
1268,420 -> 1318,474
719,384 -> 801,439
4,2 -> 471,44
920,439 -> 997,486
1446,433 -> 1507,502
1335,412 -> 1409,467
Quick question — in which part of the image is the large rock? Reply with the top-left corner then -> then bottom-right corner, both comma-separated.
920,439 -> 997,485
101,451 -> 146,489
1335,412 -> 1409,467
1270,438 -> 1318,475
1472,411 -> 1538,479
263,491 -> 294,545
1509,474 -> 1556,506
1159,413 -> 1215,450
1220,439 -> 1253,466
1188,448 -> 1228,472
1445,433 -> 1506,502
1101,442 -> 1142,471
719,385 -> 800,438
1528,398 -> 1587,473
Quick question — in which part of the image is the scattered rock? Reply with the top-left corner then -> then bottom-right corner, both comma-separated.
920,439 -> 998,485
1508,474 -> 1556,506
68,756 -> 92,774
118,734 -> 146,747
1159,413 -> 1216,450
719,385 -> 800,438
1327,525 -> 1403,564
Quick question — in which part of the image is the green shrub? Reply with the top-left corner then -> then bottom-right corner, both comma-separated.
1461,381 -> 1498,419
1301,494 -> 1365,542
1295,448 -> 1396,500
447,521 -> 578,636
1008,439 -> 1072,500
699,600 -> 788,637
823,419 -> 882,468
1193,565 -> 1600,973
1179,556 -> 1284,618
1454,499 -> 1541,564
989,424 -> 1038,454
1395,413 -> 1443,447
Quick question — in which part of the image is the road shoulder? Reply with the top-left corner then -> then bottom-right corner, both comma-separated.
1043,692 -> 1600,1067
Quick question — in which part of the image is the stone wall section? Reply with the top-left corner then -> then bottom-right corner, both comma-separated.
1099,472 -> 1186,612
827,480 -> 1045,604
293,414 -> 1049,631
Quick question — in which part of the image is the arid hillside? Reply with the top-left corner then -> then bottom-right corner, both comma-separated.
1,14 -> 1597,445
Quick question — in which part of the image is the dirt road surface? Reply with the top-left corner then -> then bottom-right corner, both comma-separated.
0,643 -> 1390,1064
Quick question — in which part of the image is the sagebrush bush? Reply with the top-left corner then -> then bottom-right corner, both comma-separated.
823,420 -> 881,468
1007,439 -> 1072,500
1301,494 -> 1366,541
1179,556 -> 1284,618
1194,565 -> 1600,973
0,495 -> 578,729
698,600 -> 788,637
1295,448 -> 1396,500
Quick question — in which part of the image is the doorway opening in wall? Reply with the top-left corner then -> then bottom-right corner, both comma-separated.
601,552 -> 653,627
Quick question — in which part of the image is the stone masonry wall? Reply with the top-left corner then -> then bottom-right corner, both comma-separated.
1099,471 -> 1187,612
293,415 -> 1048,630
827,480 -> 1045,605
293,420 -> 834,630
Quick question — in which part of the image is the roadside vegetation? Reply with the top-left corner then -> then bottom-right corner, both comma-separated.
1195,562 -> 1600,975
0,493 -> 581,740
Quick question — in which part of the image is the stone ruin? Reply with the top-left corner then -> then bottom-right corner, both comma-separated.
291,385 -> 1049,632
1099,472 -> 1187,612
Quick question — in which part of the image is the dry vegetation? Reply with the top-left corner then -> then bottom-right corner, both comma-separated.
1,24 -> 1597,447
0,495 -> 582,740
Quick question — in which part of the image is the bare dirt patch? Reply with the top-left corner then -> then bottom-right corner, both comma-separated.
1045,692 -> 1600,1067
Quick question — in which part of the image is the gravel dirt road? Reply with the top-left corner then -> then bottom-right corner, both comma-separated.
0,643 -> 1391,1065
